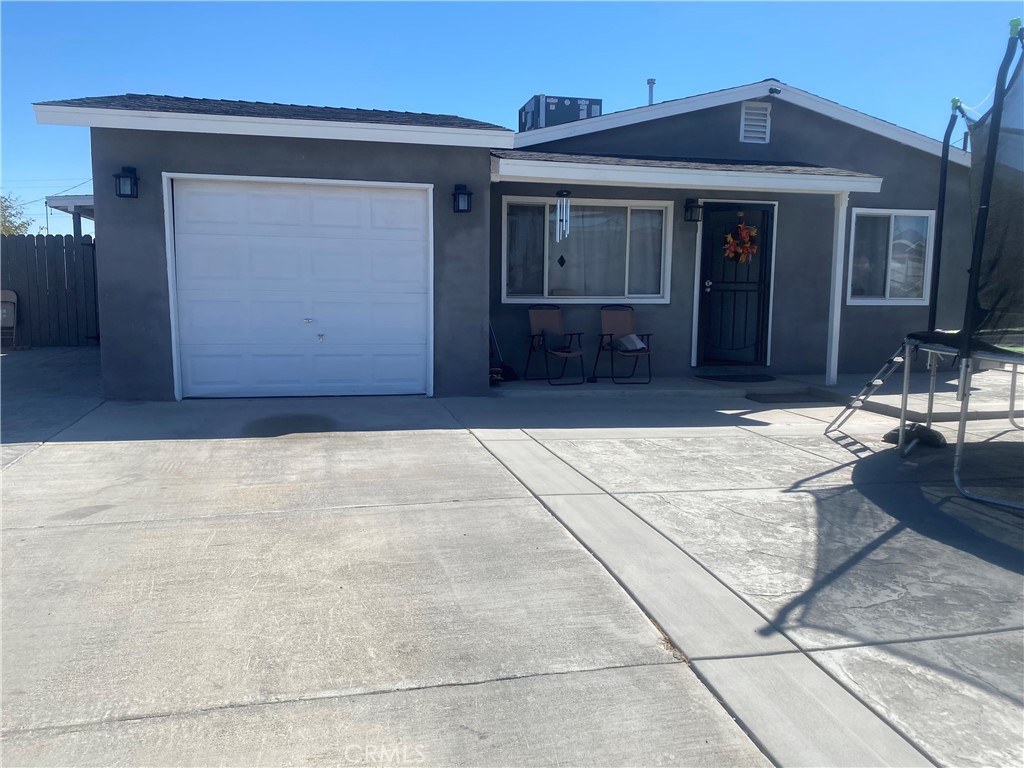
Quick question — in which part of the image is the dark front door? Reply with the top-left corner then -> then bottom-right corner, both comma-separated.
697,203 -> 774,366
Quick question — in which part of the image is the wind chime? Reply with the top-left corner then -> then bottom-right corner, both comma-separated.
555,190 -> 572,242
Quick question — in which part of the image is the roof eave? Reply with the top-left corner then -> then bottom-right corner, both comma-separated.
34,104 -> 515,149
490,157 -> 883,194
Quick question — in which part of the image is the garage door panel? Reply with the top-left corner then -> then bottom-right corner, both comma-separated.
311,295 -> 427,344
247,191 -> 312,229
370,195 -> 427,235
368,240 -> 428,291
249,245 -> 308,282
173,235 -> 247,285
173,179 -> 430,397
371,351 -> 429,388
173,189 -> 248,231
181,347 -> 313,397
312,347 -> 427,392
250,352 -> 310,385
311,194 -> 366,230
181,345 -> 426,397
309,243 -> 371,284
178,297 -> 249,344
180,351 -> 245,391
371,298 -> 429,341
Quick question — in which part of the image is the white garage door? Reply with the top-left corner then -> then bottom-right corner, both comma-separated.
171,179 -> 431,398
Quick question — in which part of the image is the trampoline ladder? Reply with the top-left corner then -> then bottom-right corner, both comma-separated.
824,347 -> 905,434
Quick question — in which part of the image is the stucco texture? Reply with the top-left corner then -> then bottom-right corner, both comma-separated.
497,97 -> 972,377
90,128 -> 493,400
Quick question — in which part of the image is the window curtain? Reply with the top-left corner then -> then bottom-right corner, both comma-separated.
850,215 -> 890,297
888,215 -> 928,298
628,209 -> 664,295
507,204 -> 545,296
547,206 -> 627,296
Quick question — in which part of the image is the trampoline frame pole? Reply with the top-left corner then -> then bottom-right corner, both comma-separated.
928,102 -> 963,332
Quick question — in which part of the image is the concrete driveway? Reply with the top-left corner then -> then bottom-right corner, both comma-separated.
2,347 -> 1022,767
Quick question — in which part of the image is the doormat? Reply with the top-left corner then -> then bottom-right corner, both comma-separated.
696,374 -> 776,383
746,391 -> 834,404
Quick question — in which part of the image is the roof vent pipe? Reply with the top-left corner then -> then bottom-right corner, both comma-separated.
647,78 -> 656,105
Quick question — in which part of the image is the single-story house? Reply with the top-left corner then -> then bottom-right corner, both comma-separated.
34,80 -> 972,400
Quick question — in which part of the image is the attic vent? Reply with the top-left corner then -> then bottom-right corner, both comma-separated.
740,101 -> 771,144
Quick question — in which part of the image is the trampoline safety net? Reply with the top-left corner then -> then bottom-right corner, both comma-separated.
965,46 -> 1024,353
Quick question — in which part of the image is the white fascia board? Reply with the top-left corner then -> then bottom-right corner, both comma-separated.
514,82 -> 971,168
491,158 -> 883,195
34,104 -> 515,149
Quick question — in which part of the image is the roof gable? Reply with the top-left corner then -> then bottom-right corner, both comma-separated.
514,79 -> 970,167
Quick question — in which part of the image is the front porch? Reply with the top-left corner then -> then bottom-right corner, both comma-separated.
487,149 -> 886,388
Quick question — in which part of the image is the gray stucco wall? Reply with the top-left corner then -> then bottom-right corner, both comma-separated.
90,128 -> 493,400
490,184 -> 835,378
520,98 -> 973,374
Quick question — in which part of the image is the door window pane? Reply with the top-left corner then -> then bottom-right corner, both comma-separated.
628,209 -> 664,295
506,204 -> 545,296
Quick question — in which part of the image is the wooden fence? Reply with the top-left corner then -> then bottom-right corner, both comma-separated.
0,234 -> 99,347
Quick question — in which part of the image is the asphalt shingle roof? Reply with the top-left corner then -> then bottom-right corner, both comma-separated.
491,149 -> 875,178
35,94 -> 512,132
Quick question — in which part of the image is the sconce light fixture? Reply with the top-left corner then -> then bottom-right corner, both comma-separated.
114,166 -> 139,199
684,198 -> 703,223
452,184 -> 472,213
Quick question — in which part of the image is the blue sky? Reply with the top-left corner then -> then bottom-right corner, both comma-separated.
1,1 -> 1019,235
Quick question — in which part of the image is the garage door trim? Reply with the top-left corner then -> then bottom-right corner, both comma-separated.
162,172 -> 435,400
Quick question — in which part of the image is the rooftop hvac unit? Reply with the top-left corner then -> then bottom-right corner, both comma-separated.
519,95 -> 603,132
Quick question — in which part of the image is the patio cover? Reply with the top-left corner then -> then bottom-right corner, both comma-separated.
490,150 -> 882,194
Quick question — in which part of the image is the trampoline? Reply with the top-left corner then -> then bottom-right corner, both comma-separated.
830,20 -> 1024,510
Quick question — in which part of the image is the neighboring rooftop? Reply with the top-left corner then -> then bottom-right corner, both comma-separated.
35,93 -> 512,132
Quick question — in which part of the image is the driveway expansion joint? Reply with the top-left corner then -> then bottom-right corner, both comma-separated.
0,494 -> 534,532
0,659 -> 684,738
457,409 -> 942,768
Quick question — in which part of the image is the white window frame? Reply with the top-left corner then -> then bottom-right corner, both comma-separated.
501,195 -> 673,304
846,208 -> 935,306
739,101 -> 771,144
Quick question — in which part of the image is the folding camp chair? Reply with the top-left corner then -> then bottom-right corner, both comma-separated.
589,304 -> 652,384
1,290 -> 17,348
524,304 -> 585,385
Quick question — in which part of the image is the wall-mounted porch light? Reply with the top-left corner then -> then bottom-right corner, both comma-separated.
452,184 -> 473,213
684,198 -> 703,223
114,166 -> 139,199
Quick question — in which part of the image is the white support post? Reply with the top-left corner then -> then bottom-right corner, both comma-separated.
825,191 -> 850,386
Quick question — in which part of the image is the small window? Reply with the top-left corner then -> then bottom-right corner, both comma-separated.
848,209 -> 934,305
740,102 -> 771,144
503,197 -> 672,303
